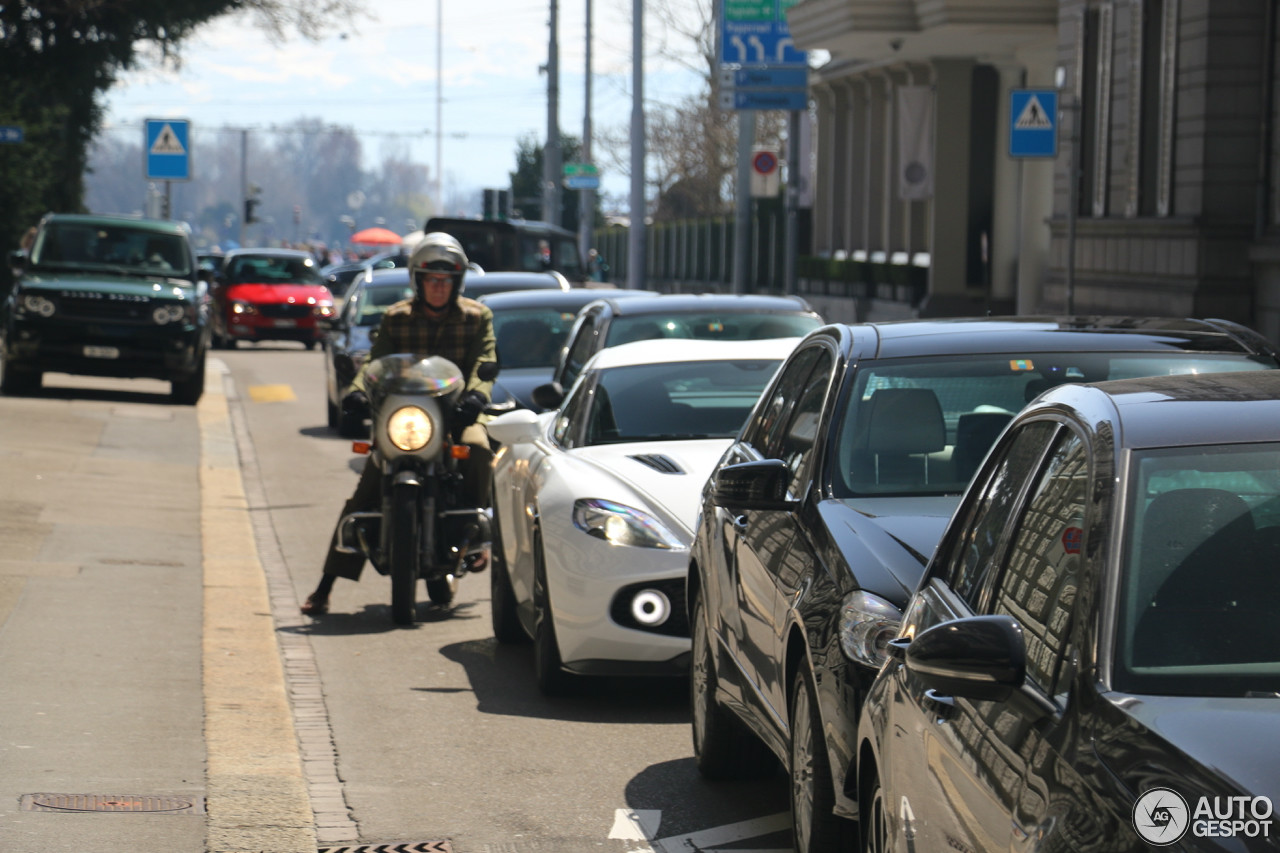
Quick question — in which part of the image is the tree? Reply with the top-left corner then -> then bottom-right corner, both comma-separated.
508,132 -> 605,234
0,0 -> 363,288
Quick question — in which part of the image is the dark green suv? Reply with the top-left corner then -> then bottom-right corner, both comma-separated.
2,213 -> 210,404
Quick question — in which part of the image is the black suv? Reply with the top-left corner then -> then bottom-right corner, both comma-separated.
2,213 -> 210,404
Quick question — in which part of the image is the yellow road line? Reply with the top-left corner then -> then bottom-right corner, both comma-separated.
199,364 -> 315,853
248,384 -> 297,403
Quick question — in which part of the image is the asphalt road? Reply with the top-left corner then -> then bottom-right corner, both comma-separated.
0,346 -> 791,853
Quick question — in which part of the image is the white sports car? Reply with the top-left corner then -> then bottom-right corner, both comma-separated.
486,336 -> 801,694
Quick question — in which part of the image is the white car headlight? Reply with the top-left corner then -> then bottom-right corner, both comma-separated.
839,590 -> 903,668
572,498 -> 685,549
151,304 -> 185,325
231,299 -> 257,315
386,405 -> 433,451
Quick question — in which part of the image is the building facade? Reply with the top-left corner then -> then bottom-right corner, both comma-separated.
790,0 -> 1280,341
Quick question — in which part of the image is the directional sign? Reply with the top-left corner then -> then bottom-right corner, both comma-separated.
0,125 -> 24,144
719,87 -> 808,111
719,67 -> 808,89
563,162 -> 600,189
1009,90 -> 1058,158
145,118 -> 192,181
721,0 -> 807,67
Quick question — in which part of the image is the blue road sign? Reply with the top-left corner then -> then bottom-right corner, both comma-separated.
722,88 -> 808,111
0,125 -> 24,144
723,67 -> 808,89
1009,90 -> 1058,158
145,119 -> 191,181
721,0 -> 807,67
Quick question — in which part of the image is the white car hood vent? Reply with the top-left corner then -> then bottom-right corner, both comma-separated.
628,453 -> 685,474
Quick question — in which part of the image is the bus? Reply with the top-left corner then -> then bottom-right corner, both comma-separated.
424,217 -> 587,283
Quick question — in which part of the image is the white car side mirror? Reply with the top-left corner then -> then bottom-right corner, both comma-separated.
487,408 -> 542,445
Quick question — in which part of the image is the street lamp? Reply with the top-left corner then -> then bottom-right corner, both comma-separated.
1056,65 -> 1080,316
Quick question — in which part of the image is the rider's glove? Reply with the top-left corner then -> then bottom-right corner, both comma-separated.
342,390 -> 370,419
455,389 -> 488,427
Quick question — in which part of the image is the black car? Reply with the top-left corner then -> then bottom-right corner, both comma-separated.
686,317 -> 1280,853
549,292 -> 824,393
478,286 -> 651,409
321,249 -> 407,299
1,212 -> 210,404
321,268 -> 415,436
858,368 -> 1280,853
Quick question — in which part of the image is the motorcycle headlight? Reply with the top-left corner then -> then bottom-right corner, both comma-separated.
386,405 -> 433,451
839,590 -> 903,668
572,498 -> 685,549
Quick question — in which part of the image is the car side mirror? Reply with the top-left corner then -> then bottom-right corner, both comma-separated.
486,407 -> 541,445
9,249 -> 28,271
904,615 -> 1026,702
531,381 -> 564,411
711,459 -> 795,510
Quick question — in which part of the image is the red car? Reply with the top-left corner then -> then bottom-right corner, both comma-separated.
212,248 -> 335,349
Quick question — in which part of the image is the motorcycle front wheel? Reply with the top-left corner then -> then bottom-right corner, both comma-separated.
389,482 -> 420,625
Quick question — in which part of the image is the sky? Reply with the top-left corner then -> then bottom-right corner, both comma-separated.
98,0 -> 709,213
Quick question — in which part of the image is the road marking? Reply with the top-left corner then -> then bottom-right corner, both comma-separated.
610,809 -> 662,841
653,812 -> 791,852
610,808 -> 793,853
248,383 -> 297,403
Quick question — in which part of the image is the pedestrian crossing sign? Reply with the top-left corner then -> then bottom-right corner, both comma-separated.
1009,90 -> 1058,158
145,118 -> 192,181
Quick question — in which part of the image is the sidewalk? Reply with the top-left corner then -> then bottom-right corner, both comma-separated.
0,366 -> 316,853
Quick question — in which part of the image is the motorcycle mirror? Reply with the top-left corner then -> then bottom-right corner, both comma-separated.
477,361 -> 500,382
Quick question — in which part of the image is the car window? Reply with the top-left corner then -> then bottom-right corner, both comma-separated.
560,310 -> 602,387
1115,441 -> 1280,696
775,349 -> 834,499
228,255 -> 324,285
493,309 -> 579,369
581,359 -> 782,446
32,222 -> 191,277
741,346 -> 822,457
355,285 -> 414,327
553,377 -> 593,448
937,420 -> 1059,610
605,312 -> 818,345
832,352 -> 1277,498
989,429 -> 1087,700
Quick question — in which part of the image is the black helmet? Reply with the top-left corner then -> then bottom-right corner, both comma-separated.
409,232 -> 468,305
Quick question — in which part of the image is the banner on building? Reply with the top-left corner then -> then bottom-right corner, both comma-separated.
897,86 -> 935,200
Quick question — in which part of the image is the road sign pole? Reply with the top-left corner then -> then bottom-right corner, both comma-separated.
733,111 -> 754,295
163,181 -> 172,220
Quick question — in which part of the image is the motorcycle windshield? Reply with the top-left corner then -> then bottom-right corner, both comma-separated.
364,354 -> 465,399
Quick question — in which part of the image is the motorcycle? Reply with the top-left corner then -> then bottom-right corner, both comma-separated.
335,354 -> 503,625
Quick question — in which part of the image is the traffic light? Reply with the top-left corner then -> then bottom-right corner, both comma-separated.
244,198 -> 260,224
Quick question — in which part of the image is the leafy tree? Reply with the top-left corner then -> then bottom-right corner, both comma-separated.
507,132 -> 604,234
0,0 -> 362,288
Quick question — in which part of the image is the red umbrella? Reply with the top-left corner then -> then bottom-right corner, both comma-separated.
350,226 -> 404,246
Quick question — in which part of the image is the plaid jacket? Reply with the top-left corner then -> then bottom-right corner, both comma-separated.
356,295 -> 496,399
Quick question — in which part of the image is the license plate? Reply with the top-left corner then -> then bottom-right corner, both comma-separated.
84,345 -> 119,359
273,319 -> 297,328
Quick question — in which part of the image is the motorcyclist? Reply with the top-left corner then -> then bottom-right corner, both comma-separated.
303,232 -> 497,616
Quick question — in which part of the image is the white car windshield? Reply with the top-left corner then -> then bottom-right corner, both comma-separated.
581,358 -> 781,445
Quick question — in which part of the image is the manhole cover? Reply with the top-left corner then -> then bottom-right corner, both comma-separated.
21,793 -> 205,814
318,843 -> 452,853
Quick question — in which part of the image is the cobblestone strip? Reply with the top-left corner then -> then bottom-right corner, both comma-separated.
220,364 -> 361,846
